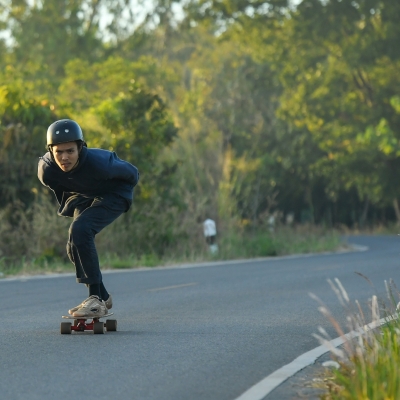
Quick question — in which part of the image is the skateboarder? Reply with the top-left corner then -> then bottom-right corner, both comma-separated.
38,119 -> 139,318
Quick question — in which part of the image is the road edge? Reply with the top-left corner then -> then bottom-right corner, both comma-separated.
0,243 -> 368,283
233,314 -> 397,400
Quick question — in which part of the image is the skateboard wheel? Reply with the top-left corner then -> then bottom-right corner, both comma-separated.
61,322 -> 72,334
105,319 -> 117,332
93,321 -> 105,334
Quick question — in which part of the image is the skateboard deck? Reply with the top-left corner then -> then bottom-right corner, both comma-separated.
62,312 -> 114,320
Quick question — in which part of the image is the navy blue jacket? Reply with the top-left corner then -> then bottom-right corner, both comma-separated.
38,147 -> 139,217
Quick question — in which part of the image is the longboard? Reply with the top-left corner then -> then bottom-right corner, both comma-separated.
60,313 -> 117,334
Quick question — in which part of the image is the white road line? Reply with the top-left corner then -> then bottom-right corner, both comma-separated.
233,315 -> 397,400
147,282 -> 197,292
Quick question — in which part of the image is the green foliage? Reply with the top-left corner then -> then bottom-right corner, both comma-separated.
0,86 -> 55,206
0,0 -> 137,93
95,86 -> 177,161
272,0 -> 400,213
94,83 -> 179,208
1,0 -> 400,266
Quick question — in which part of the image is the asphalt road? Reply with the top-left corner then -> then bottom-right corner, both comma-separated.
1,235 -> 399,400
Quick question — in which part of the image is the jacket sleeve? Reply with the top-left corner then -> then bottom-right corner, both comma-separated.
37,156 -> 64,206
38,156 -> 62,189
108,152 -> 139,187
38,157 -> 48,187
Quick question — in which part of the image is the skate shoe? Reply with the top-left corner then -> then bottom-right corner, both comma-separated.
72,295 -> 107,318
104,293 -> 113,310
68,293 -> 112,315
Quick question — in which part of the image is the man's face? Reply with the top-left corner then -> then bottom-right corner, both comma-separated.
52,142 -> 79,172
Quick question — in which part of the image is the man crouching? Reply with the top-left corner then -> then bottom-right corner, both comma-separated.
37,119 -> 139,318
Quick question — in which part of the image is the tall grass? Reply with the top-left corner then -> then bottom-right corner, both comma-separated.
0,194 -> 343,277
312,278 -> 400,399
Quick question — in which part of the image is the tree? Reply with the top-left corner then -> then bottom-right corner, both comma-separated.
0,85 -> 56,206
275,0 -> 400,221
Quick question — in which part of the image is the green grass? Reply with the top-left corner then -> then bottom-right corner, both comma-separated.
101,253 -> 162,269
217,225 -> 343,259
312,279 -> 400,400
330,324 -> 400,399
0,256 -> 73,277
0,225 -> 343,278
320,319 -> 400,400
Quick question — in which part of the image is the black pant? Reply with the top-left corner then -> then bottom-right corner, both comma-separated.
206,235 -> 216,245
66,193 -> 130,284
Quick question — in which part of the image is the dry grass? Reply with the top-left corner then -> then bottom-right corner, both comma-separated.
311,278 -> 400,400
0,204 -> 343,277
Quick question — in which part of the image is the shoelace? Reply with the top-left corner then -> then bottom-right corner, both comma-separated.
83,296 -> 105,308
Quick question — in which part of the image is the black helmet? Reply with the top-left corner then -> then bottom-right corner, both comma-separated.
47,119 -> 85,147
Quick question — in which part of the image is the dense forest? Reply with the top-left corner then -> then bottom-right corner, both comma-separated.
0,0 -> 399,264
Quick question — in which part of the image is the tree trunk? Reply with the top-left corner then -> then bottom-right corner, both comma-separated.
359,197 -> 369,228
305,185 -> 315,224
393,198 -> 400,225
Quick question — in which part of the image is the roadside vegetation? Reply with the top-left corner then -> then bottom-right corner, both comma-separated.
0,1 -> 399,278
0,209 -> 342,277
1,2 -> 400,394
312,279 -> 400,399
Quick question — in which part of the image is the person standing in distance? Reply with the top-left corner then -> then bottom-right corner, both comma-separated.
37,119 -> 139,318
203,218 -> 218,254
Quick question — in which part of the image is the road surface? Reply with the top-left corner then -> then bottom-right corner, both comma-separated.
0,235 -> 398,399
